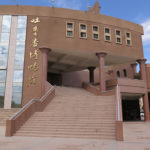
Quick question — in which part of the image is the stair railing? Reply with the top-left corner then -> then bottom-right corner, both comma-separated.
5,81 -> 55,136
115,84 -> 123,141
116,84 -> 122,121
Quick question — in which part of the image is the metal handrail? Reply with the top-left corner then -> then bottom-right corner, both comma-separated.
116,84 -> 121,121
10,85 -> 54,120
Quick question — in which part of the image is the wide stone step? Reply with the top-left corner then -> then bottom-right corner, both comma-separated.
0,108 -> 20,125
13,86 -> 116,139
23,122 -> 116,126
18,126 -> 116,132
24,119 -> 115,122
14,132 -> 116,139
15,130 -> 116,136
20,124 -> 116,129
30,117 -> 115,120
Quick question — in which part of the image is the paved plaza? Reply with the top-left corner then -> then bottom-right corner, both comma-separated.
0,122 -> 150,150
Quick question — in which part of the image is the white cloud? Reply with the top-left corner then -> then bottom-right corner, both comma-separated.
142,19 -> 150,45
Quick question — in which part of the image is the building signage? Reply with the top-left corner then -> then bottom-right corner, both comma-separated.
27,17 -> 40,86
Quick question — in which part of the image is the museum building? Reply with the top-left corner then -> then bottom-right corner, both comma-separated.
0,2 -> 150,140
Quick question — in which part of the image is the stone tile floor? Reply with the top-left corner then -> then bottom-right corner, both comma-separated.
0,122 -> 150,150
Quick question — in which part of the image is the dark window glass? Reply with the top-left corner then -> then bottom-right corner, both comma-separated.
105,28 -> 110,33
117,71 -> 120,78
116,30 -> 120,36
0,83 -> 5,108
127,40 -> 131,45
123,69 -> 127,77
93,34 -> 98,39
67,31 -> 73,37
80,32 -> 86,38
117,37 -> 121,43
80,24 -> 86,30
67,23 -> 73,29
105,35 -> 110,41
93,26 -> 98,31
126,33 -> 130,38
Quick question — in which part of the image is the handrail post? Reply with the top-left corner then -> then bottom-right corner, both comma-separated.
116,84 -> 122,121
116,84 -> 123,141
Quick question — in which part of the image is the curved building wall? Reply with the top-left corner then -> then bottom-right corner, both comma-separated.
0,5 -> 144,61
0,5 -> 145,106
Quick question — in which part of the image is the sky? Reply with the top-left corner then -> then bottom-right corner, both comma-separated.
0,0 -> 150,63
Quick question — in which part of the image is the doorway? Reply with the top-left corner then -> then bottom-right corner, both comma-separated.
47,72 -> 62,86
122,99 -> 141,121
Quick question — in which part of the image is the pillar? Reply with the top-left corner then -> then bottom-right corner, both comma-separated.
131,63 -> 137,77
88,67 -> 96,84
39,47 -> 51,95
96,52 -> 107,92
4,16 -> 18,109
137,59 -> 150,121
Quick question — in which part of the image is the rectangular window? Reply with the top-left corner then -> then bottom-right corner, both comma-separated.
0,83 -> 5,108
66,22 -> 74,38
79,23 -> 87,39
92,25 -> 99,40
12,16 -> 27,108
115,30 -> 122,44
125,32 -> 132,46
1,15 -> 11,33
104,27 -> 111,42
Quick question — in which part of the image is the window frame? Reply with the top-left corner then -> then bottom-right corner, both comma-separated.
123,69 -> 127,77
117,71 -> 120,78
125,32 -> 132,46
66,21 -> 74,38
115,29 -> 122,44
79,23 -> 87,39
92,25 -> 99,40
104,27 -> 111,42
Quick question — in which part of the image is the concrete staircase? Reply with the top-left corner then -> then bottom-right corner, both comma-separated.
14,86 -> 116,139
0,108 -> 20,126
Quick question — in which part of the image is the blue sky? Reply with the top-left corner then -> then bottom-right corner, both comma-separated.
0,0 -> 150,63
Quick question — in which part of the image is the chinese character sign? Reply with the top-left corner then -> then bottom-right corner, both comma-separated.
27,17 -> 41,86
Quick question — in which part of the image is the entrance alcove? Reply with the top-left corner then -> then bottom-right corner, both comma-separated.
122,95 -> 143,121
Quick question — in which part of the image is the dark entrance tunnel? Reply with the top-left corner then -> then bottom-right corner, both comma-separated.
47,72 -> 62,86
122,99 -> 141,121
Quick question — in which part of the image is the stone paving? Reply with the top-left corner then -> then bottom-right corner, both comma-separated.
0,122 -> 150,150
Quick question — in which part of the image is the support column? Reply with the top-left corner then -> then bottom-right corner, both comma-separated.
96,52 -> 107,92
137,59 -> 147,81
137,59 -> 150,121
39,47 -> 51,95
88,67 -> 96,84
131,63 -> 137,77
4,16 -> 18,109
